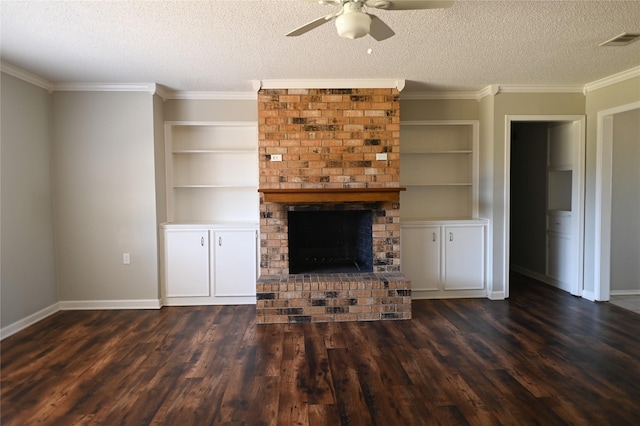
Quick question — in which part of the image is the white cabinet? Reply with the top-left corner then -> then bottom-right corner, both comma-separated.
400,121 -> 479,220
546,210 -> 574,291
442,225 -> 485,291
401,225 -> 440,292
213,230 -> 257,298
165,230 -> 210,297
401,220 -> 487,299
545,122 -> 577,293
161,224 -> 258,306
165,122 -> 258,223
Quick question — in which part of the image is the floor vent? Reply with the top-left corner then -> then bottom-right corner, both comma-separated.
600,32 -> 640,46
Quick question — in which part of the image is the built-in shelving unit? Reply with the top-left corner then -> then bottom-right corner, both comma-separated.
399,120 -> 486,299
165,121 -> 259,223
162,121 -> 259,306
400,121 -> 479,220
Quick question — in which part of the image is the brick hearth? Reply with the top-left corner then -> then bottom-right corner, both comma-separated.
256,87 -> 410,323
256,273 -> 410,324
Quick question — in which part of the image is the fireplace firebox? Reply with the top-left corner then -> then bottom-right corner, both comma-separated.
288,210 -> 373,274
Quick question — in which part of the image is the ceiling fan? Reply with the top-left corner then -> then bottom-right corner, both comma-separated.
286,0 -> 454,41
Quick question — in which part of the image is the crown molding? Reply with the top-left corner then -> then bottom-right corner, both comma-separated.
497,84 -> 584,94
255,79 -> 406,91
52,82 -> 158,94
0,61 -> 53,92
401,85 -> 498,101
400,91 -> 481,100
166,91 -> 257,101
583,65 -> 640,94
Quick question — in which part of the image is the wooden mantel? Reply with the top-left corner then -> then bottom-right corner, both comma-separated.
258,188 -> 406,204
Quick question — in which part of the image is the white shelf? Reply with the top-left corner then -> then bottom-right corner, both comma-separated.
400,120 -> 479,220
165,121 -> 258,223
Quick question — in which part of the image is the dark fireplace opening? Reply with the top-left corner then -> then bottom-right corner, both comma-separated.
288,210 -> 373,274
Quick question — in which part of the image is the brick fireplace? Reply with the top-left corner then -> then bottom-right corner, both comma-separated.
256,88 -> 410,324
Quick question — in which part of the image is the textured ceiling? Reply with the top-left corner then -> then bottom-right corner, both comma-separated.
1,1 -> 639,94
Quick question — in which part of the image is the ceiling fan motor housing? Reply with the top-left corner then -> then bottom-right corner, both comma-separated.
335,4 -> 371,39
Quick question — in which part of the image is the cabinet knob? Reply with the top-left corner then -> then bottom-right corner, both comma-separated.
433,232 -> 436,242
449,232 -> 454,242
219,237 -> 222,246
201,237 -> 204,246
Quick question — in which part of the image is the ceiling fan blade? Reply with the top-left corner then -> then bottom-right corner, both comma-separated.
286,13 -> 338,37
366,0 -> 454,10
368,15 -> 395,41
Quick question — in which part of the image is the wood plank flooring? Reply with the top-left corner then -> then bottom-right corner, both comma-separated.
2,273 -> 640,425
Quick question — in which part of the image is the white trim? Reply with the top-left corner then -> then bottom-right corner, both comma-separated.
59,299 -> 162,310
0,61 -> 54,92
0,303 -> 60,340
594,101 -> 640,302
400,91 -> 482,100
487,291 -> 506,300
411,289 -> 488,300
256,78 -> 405,91
167,91 -> 257,101
499,85 -> 583,94
164,120 -> 257,127
52,82 -> 157,94
584,65 -> 640,94
400,120 -> 479,126
610,289 -> 640,296
582,290 -> 596,302
478,85 -> 500,99
400,84 -> 583,101
504,115 -> 586,300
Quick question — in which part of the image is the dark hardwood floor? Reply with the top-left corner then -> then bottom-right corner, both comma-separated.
2,274 -> 640,425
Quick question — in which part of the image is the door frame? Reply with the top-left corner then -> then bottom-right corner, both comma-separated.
594,101 -> 640,301
504,115 -> 586,298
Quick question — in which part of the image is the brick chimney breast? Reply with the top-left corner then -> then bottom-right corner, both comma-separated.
256,88 -> 409,324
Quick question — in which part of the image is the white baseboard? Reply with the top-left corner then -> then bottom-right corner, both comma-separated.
487,291 -> 506,300
59,299 -> 162,310
1,302 -> 60,341
610,289 -> 640,296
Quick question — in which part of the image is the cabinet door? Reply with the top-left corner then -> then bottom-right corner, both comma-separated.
443,225 -> 485,290
165,230 -> 210,297
401,226 -> 440,291
547,233 -> 573,285
213,230 -> 257,297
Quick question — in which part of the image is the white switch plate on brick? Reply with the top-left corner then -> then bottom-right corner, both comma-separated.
270,154 -> 282,162
376,153 -> 388,161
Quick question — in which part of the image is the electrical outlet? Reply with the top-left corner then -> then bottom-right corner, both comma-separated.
123,253 -> 130,265
270,154 -> 282,162
376,153 -> 388,161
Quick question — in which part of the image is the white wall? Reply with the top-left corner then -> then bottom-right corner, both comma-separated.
610,108 -> 640,292
52,91 -> 159,304
1,73 -> 58,328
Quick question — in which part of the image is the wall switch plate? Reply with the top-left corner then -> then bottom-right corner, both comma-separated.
123,253 -> 130,264
270,154 -> 282,162
376,153 -> 388,161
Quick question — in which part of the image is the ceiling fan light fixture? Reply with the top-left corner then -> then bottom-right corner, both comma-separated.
335,11 -> 371,39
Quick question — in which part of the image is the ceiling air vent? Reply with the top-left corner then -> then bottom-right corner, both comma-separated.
599,32 -> 640,47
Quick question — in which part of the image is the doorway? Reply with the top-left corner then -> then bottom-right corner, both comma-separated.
595,102 -> 640,301
505,116 -> 585,298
